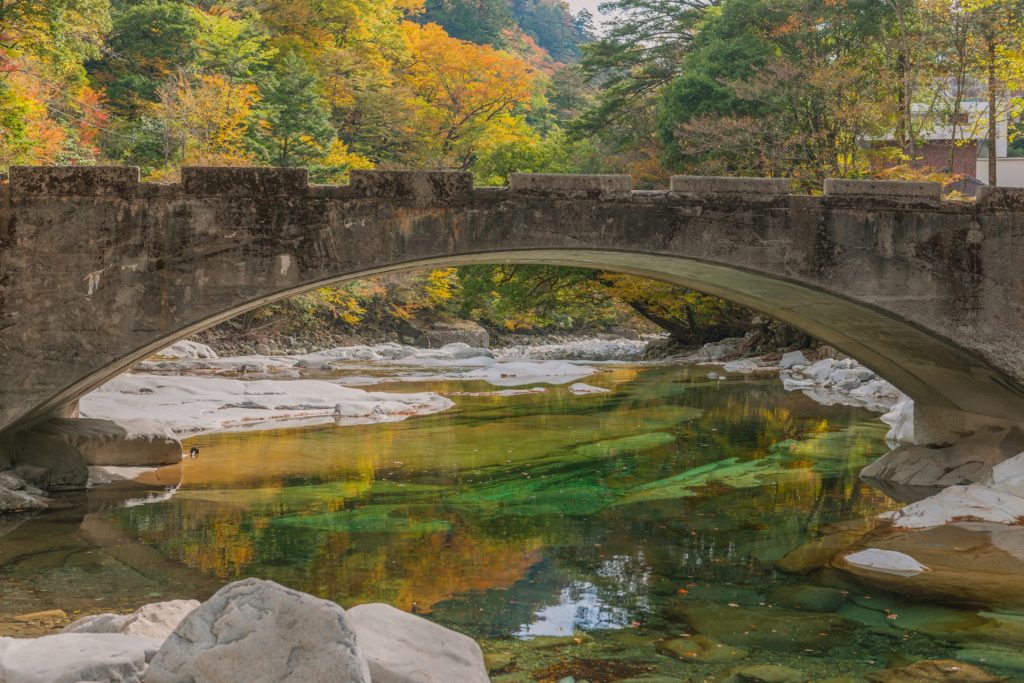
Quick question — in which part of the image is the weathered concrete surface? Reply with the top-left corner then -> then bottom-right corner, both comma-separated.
2,167 -> 1024,441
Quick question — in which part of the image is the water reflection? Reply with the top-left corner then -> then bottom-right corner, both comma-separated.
5,365 -> 1017,679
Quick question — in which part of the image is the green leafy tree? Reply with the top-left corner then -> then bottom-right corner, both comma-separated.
252,50 -> 334,167
100,0 -> 203,116
420,0 -> 514,47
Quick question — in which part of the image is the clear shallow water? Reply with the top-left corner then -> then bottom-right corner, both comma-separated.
0,365 -> 1020,680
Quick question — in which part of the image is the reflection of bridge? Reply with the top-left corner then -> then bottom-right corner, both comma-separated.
1,166 -> 1023,440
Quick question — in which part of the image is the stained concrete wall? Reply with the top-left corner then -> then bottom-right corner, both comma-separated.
2,166 -> 1024,441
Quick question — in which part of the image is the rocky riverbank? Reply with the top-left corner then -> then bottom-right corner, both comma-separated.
0,578 -> 490,683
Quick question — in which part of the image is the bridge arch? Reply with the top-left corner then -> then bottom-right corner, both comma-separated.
2,166 -> 1024,440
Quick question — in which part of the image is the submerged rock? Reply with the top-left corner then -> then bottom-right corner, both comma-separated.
62,600 -> 199,640
834,523 -> 1024,609
656,634 -> 748,663
769,585 -> 847,613
671,603 -> 855,653
146,578 -> 371,683
867,659 -> 1002,682
956,643 -> 1024,672
719,663 -> 809,683
0,633 -> 161,683
346,603 -> 489,683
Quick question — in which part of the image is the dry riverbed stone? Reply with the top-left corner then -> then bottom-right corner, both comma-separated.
0,632 -> 161,683
146,578 -> 371,683
346,602 -> 489,683
62,599 -> 199,640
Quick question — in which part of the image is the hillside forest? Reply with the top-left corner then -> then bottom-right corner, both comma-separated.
2,0 -> 1023,345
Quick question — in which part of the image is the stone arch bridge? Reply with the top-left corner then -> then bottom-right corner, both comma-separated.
2,166 -> 1023,443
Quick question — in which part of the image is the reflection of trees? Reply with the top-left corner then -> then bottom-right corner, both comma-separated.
107,365 -> 899,631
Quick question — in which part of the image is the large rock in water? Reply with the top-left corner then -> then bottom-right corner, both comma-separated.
31,417 -> 182,467
861,426 -> 1024,494
346,603 -> 489,683
11,431 -> 88,490
3,416 -> 182,496
62,600 -> 199,640
0,633 -> 161,683
146,578 -> 371,683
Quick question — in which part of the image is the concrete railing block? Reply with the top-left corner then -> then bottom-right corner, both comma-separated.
670,176 -> 790,196
10,166 -> 139,196
181,167 -> 309,196
349,170 -> 473,206
977,186 -> 1024,210
823,178 -> 941,201
508,173 -> 632,199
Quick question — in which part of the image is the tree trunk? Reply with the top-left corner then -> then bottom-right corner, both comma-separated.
988,40 -> 998,186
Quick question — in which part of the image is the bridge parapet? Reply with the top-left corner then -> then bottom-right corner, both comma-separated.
349,170 -> 473,207
4,166 -> 1000,211
823,178 -> 942,206
977,186 -> 1024,210
669,175 -> 791,197
508,173 -> 632,200
180,167 -> 309,196
10,166 -> 140,196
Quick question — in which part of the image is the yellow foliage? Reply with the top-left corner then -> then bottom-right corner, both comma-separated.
400,22 -> 537,168
319,139 -> 375,183
154,73 -> 260,166
261,0 -> 421,108
425,268 -> 458,304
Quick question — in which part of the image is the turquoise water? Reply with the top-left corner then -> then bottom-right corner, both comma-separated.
1,364 -> 1019,681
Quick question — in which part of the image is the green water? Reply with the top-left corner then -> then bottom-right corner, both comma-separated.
1,364 -> 1020,681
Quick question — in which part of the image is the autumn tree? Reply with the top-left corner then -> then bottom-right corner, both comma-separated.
401,22 -> 537,169
153,73 -> 259,168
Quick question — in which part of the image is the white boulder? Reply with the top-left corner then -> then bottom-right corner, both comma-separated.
778,350 -> 809,370
843,549 -> 929,576
987,451 -> 1024,494
146,578 -> 370,683
803,359 -> 837,383
38,418 -> 182,467
346,603 -> 489,683
568,383 -> 610,395
723,359 -> 760,374
880,483 -> 1024,529
861,426 -> 1021,488
62,600 -> 199,640
155,340 -> 218,360
879,394 -> 914,444
0,633 -> 161,683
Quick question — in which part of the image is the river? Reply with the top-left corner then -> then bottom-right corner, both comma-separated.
1,363 -> 1019,681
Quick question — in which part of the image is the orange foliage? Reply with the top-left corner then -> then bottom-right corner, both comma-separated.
401,22 -> 537,168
